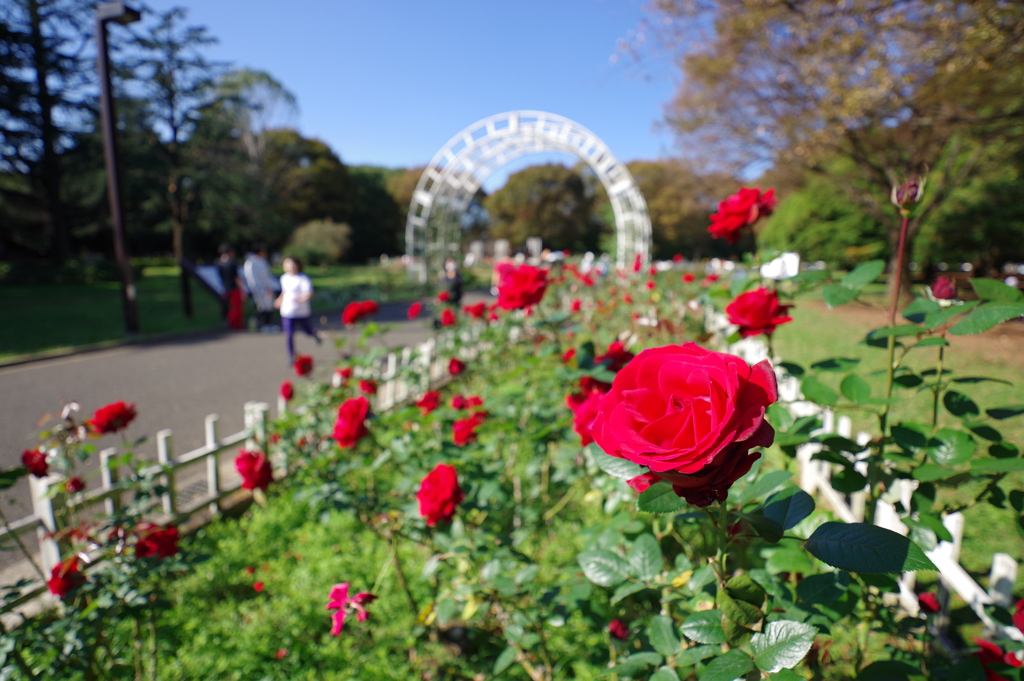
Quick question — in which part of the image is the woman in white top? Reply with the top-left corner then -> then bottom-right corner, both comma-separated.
274,257 -> 320,361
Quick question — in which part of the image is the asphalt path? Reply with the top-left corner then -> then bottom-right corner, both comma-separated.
0,296 -> 482,576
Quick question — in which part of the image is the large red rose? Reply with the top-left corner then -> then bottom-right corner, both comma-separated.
496,263 -> 549,310
416,390 -> 441,415
47,558 -> 84,599
334,396 -> 371,449
87,400 -> 137,434
708,187 -> 776,244
416,463 -> 464,526
725,287 -> 793,338
235,450 -> 273,491
135,523 -> 180,559
22,449 -> 48,478
590,343 -> 777,504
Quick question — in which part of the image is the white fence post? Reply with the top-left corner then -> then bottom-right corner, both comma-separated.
29,472 -> 60,574
989,553 -> 1018,608
205,414 -> 220,515
100,447 -> 120,516
157,430 -> 176,515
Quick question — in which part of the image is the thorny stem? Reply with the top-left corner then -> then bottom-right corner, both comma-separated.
880,213 -> 911,437
704,502 -> 730,590
0,504 -> 46,582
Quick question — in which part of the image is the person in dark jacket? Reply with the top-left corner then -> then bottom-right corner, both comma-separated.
444,258 -> 463,307
217,244 -> 245,330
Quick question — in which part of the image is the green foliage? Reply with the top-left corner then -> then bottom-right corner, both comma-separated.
283,219 -> 352,265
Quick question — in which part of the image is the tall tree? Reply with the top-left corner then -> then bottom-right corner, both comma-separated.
632,0 -> 1024,298
0,0 -> 97,262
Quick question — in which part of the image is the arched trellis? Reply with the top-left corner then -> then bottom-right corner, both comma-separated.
405,110 -> 652,282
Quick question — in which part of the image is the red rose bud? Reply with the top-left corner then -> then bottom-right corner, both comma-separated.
135,523 -> 180,559
608,619 -> 629,640
437,290 -> 450,303
47,558 -> 84,599
275,649 -> 288,659
682,273 -> 695,284
65,477 -> 85,493
452,417 -> 480,446
562,348 -> 577,364
336,366 -> 353,385
725,287 -> 793,338
623,294 -> 632,304
450,394 -> 467,410
87,400 -> 137,434
293,355 -> 313,377
592,343 -> 777,507
235,450 -> 273,491
891,179 -> 923,209
673,254 -> 683,263
280,380 -> 294,401
254,581 -> 264,592
359,379 -> 377,396
632,253 -> 642,273
917,592 -> 941,614
708,187 -> 775,244
407,301 -> 423,319
466,395 -> 483,408
440,308 -> 457,327
333,396 -> 371,449
449,358 -> 466,376
931,277 -> 957,300
648,265 -> 657,277
495,263 -> 549,310
463,302 -> 486,319
415,391 -> 441,415
416,463 -> 464,526
571,299 -> 581,312
22,449 -> 48,478
645,280 -> 655,291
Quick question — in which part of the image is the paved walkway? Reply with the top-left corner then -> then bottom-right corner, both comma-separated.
0,296 -> 483,575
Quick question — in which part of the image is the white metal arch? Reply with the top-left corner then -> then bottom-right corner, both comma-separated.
405,110 -> 652,282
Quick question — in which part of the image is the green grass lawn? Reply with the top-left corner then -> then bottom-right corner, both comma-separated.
773,294 -> 1024,595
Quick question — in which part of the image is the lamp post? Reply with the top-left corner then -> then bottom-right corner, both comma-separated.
96,2 -> 141,334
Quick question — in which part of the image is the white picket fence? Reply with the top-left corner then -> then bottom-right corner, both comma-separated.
728,335 -> 1022,642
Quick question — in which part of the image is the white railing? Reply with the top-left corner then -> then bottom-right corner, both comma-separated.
0,401 -> 270,613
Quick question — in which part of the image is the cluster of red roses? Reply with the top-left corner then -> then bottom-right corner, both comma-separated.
341,299 -> 379,325
707,186 -> 777,244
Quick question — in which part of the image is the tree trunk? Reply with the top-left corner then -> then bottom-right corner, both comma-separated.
170,186 -> 192,318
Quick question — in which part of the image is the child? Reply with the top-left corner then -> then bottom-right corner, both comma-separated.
275,257 -> 320,361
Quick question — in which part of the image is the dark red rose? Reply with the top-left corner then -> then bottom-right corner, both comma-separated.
918,592 -> 941,614
416,391 -> 441,415
463,302 -> 486,319
596,341 -> 634,372
135,523 -> 180,559
408,301 -> 423,319
578,375 -> 612,397
449,358 -> 466,376
725,287 -> 794,338
87,400 -> 137,434
466,395 -> 483,408
571,299 -> 581,312
496,263 -> 549,310
280,380 -> 294,401
450,394 -> 467,410
932,277 -> 957,300
562,348 -> 577,364
341,300 -> 378,325
437,290 -> 450,303
608,619 -> 629,640
359,379 -> 378,396
416,463 -> 464,526
645,280 -> 655,291
441,308 -> 457,327
673,254 -> 683,263
708,187 -> 776,244
47,558 -> 83,599
254,581 -> 264,592
65,477 -> 85,493
623,294 -> 632,304
452,416 -> 480,446
336,366 -> 353,385
275,649 -> 288,660
570,390 -> 603,446
333,396 -> 371,449
1013,598 -> 1024,634
293,354 -> 313,377
974,638 -> 1022,681
22,449 -> 48,478
591,343 -> 777,506
235,450 -> 273,491
683,273 -> 695,283
632,254 -> 643,273
648,265 -> 657,277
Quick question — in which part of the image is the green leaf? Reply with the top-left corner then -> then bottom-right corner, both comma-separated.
589,443 -> 647,480
765,548 -> 814,575
751,620 -> 817,673
628,533 -> 664,580
841,259 -> 886,289
735,470 -> 792,505
892,423 -> 929,450
928,428 -> 976,466
823,284 -> 859,309
650,668 -> 681,681
638,482 -> 686,514
987,405 -> 1024,420
610,581 -> 648,605
953,376 -> 1012,385
777,361 -> 805,377
840,374 -> 871,403
943,391 -> 980,418
913,464 -> 954,482
830,468 -> 868,494
971,278 -> 1024,303
577,550 -> 631,587
902,297 -> 940,323
858,660 -> 926,680
949,302 -> 1024,335
801,376 -> 837,405
744,513 -> 784,543
810,357 -> 860,372
915,336 -> 949,347
679,610 -> 727,644
763,489 -> 815,530
698,649 -> 755,681
769,671 -> 805,681
0,467 -> 27,490
603,653 -> 663,678
647,615 -> 681,657
436,598 -> 456,625
718,574 -> 766,626
923,300 -> 979,329
805,522 -> 937,573
796,572 -> 847,605
971,458 -> 1024,473
675,645 -> 718,667
493,646 -> 517,675
868,324 -> 923,339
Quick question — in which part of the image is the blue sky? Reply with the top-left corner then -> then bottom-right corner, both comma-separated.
142,0 -> 680,189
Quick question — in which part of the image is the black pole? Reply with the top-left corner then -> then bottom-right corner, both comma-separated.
96,3 -> 141,334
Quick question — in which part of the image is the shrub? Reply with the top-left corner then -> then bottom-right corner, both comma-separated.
283,218 -> 352,266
